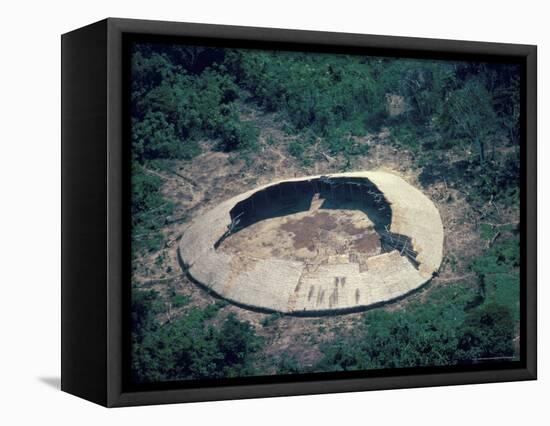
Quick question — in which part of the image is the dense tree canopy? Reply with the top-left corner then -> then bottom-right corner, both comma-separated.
132,290 -> 262,383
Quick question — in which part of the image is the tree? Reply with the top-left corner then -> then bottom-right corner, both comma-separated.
131,290 -> 263,383
217,313 -> 263,377
132,111 -> 194,161
438,79 -> 498,164
456,303 -> 515,362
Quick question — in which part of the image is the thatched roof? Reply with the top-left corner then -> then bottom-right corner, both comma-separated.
179,171 -> 444,314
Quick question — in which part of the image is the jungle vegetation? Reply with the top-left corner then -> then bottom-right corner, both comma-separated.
130,42 -> 521,383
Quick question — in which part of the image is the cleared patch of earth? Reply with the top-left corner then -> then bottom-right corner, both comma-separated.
218,196 -> 381,262
132,107 -> 497,369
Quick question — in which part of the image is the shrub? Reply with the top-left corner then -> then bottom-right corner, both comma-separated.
287,140 -> 305,158
314,279 -> 516,372
217,118 -> 259,152
456,303 -> 515,362
132,112 -> 199,161
260,313 -> 281,327
471,234 -> 520,320
131,291 -> 263,383
131,165 -> 173,253
171,294 -> 190,308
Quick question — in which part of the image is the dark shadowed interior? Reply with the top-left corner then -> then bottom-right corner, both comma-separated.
215,177 -> 419,267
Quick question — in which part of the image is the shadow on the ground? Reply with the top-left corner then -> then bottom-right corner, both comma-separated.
38,376 -> 61,390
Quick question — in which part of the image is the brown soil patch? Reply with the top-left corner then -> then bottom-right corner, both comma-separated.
342,221 -> 367,236
219,206 -> 381,262
352,232 -> 381,253
281,211 -> 337,249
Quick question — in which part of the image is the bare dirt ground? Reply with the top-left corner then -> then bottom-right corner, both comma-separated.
219,199 -> 380,262
132,107 -> 492,370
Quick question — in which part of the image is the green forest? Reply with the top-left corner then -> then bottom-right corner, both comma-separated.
130,42 -> 521,383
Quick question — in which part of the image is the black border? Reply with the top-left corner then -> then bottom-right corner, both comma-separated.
63,18 -> 537,407
62,19 -> 109,406
114,19 -> 537,406
122,31 -> 526,392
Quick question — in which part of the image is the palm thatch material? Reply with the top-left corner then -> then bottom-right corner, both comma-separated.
179,171 -> 444,314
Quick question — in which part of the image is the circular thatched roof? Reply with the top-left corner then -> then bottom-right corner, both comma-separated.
179,171 -> 444,315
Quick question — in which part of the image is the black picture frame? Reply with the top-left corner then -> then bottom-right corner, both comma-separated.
61,17 -> 537,407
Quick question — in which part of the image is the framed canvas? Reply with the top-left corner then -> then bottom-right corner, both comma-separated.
61,18 -> 537,407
